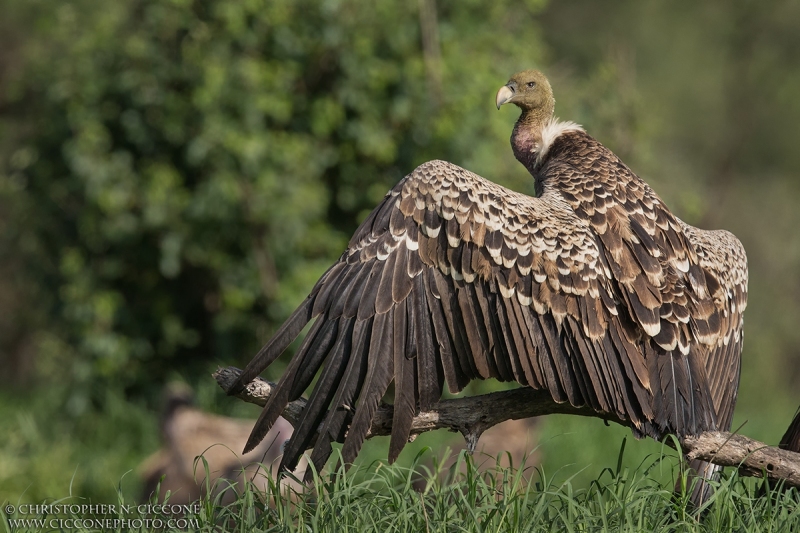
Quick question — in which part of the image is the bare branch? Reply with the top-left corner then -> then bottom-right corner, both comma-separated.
682,432 -> 800,488
214,366 -> 800,488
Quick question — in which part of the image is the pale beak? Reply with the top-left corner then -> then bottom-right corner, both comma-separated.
496,85 -> 514,109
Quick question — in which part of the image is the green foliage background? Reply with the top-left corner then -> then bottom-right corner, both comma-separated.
0,0 -> 798,504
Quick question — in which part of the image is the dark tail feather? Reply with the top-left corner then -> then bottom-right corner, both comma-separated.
229,296 -> 315,394
678,458 -> 721,508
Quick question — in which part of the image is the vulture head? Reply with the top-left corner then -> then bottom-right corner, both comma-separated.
495,69 -> 555,119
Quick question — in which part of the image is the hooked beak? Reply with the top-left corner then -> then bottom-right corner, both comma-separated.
495,85 -> 514,109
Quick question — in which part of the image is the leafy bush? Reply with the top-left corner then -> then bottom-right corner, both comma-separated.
0,0 -> 546,402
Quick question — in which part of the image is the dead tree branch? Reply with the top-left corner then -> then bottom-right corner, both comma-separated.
214,366 -> 800,489
683,432 -> 800,488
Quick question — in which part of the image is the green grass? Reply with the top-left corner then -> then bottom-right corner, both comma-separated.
2,380 -> 799,532
0,388 -> 157,505
3,447 -> 799,532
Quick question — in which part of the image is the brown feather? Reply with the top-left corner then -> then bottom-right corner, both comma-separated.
289,318 -> 340,401
500,296 -> 537,387
356,260 -> 386,320
457,283 -> 494,379
343,262 -> 373,319
306,317 -> 373,479
493,291 -> 525,383
312,262 -> 347,317
375,249 -> 399,314
413,273 -> 444,409
431,269 -> 479,380
423,269 -> 466,394
281,318 -> 355,472
519,303 -> 567,402
242,316 -> 329,454
329,264 -> 364,318
510,299 -> 545,388
392,244 -> 414,303
474,280 -> 513,380
389,299 -> 417,462
340,311 -> 395,466
563,316 -> 603,410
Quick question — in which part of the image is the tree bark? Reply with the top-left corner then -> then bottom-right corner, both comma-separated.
214,366 -> 800,489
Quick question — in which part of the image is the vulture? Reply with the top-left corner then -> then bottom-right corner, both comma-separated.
780,408 -> 800,454
228,70 -> 748,502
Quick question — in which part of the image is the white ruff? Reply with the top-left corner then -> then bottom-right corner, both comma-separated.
536,117 -> 584,164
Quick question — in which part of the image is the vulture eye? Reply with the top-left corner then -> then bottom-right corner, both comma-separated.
527,81 -> 536,88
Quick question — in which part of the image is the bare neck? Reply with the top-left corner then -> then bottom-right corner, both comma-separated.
511,109 -> 551,171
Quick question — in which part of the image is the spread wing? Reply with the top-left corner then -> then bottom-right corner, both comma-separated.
231,159 -> 662,478
539,131 -> 747,435
680,222 -> 748,429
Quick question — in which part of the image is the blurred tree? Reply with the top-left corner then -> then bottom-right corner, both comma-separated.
0,0 -> 546,409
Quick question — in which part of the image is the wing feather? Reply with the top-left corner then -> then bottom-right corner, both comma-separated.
305,317 -> 372,480
312,263 -> 347,316
389,300 -> 418,462
343,261 -> 372,318
236,153 -> 746,472
500,293 -> 538,387
242,316 -> 329,453
413,273 -> 444,410
481,280 -> 515,382
521,303 -> 568,403
340,311 -> 395,465
460,281 -> 498,379
392,244 -> 414,303
563,316 -> 602,411
280,317 -> 354,472
356,260 -> 384,320
375,248 -> 399,314
541,131 -> 746,438
492,285 -> 526,384
289,318 -> 340,400
432,269 -> 480,379
231,295 -> 316,393
424,269 -> 468,394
